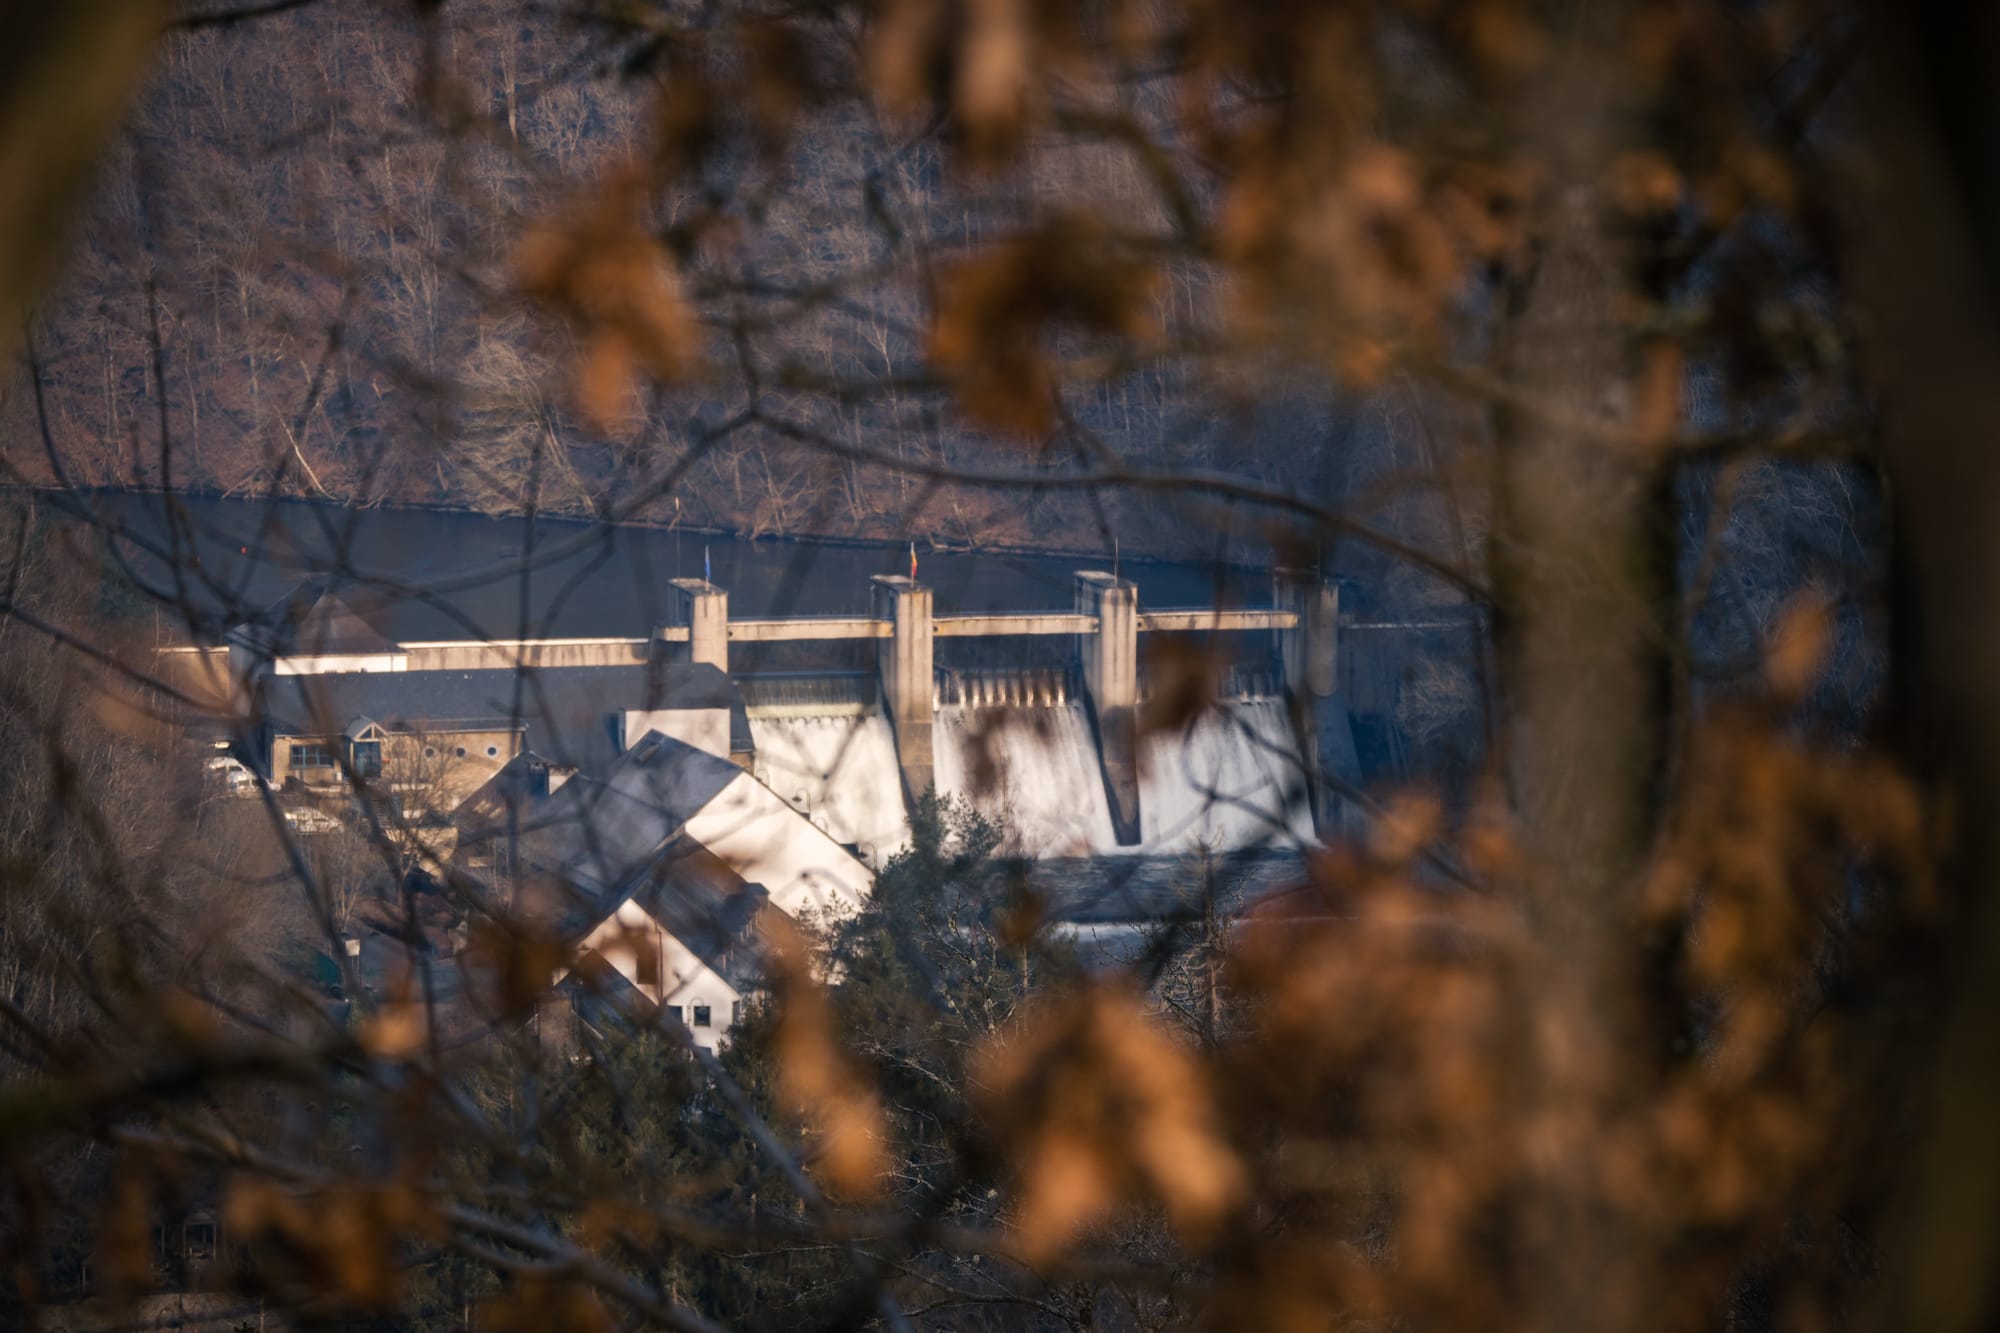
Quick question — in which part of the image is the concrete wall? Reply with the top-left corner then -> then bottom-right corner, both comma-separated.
273,727 -> 521,809
1274,573 -> 1339,698
664,579 -> 729,670
1074,571 -> 1141,845
1272,573 -> 1340,840
156,646 -> 239,711
871,576 -> 934,800
401,640 -> 647,672
273,652 -> 408,674
620,706 -> 731,760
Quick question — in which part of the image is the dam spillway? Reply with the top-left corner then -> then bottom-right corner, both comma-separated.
181,558 -> 1344,856
935,696 -> 1316,857
750,681 -> 1317,863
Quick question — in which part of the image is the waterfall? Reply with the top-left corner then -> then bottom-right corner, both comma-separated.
1135,699 -> 1316,851
932,698 -> 1315,856
749,712 -> 909,864
932,702 -> 1119,855
747,669 -> 1317,862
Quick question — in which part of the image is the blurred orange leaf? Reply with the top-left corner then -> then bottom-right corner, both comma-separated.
929,215 -> 1158,434
765,917 -> 890,1198
973,981 -> 1244,1260
515,169 -> 701,432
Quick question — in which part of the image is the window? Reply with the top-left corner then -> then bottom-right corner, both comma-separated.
423,746 -> 437,759
692,1004 -> 712,1027
486,745 -> 499,757
732,1000 -> 743,1023
350,740 -> 381,779
454,746 -> 467,758
290,743 -> 335,771
666,1005 -> 682,1025
184,1219 -> 216,1260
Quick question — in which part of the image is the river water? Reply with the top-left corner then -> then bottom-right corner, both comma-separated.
71,491 -> 1281,642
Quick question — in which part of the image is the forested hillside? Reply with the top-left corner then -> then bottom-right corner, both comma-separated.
7,1 -> 1355,554
5,0 -> 1886,762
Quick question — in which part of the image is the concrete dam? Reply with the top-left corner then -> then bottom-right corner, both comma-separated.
660,569 -> 1338,859
170,557 -> 1344,865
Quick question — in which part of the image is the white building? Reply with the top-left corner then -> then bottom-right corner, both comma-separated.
536,730 -> 875,1048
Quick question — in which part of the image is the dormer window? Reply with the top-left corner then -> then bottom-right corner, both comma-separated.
351,740 -> 382,779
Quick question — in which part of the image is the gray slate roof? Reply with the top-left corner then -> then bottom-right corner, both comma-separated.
264,662 -> 741,774
524,730 -> 748,890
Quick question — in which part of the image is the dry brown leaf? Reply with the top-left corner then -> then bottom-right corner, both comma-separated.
514,169 -> 701,432
929,216 -> 1158,434
1369,791 -> 1443,866
1632,338 -> 1685,452
973,981 -> 1244,1261
483,1278 -> 615,1333
1608,150 -> 1684,217
765,917 -> 890,1198
1220,143 -> 1459,378
957,0 -> 1032,162
867,0 -> 945,120
1138,637 -> 1222,741
1464,0 -> 1550,77
651,48 -> 719,180
94,1157 -> 155,1302
468,917 -> 569,1022
1764,587 -> 1833,700
743,20 -> 820,158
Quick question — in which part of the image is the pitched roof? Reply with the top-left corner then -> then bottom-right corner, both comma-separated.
233,578 -> 404,656
295,589 -> 399,655
571,838 -> 780,992
524,728 -> 874,919
534,731 -> 748,892
450,749 -> 568,836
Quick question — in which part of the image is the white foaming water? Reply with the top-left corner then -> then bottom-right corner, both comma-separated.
1135,698 -> 1317,851
932,703 -> 1118,855
750,713 -> 910,865
933,700 -> 1315,856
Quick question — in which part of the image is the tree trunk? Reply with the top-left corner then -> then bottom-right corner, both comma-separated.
1487,5 -> 1674,1323
1847,7 -> 2000,1328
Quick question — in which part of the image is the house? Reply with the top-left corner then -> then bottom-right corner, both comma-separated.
256,662 -> 747,816
526,729 -> 877,1048
559,840 -> 780,1051
537,729 -> 874,922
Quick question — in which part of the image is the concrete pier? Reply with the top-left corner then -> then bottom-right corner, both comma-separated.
871,576 -> 935,801
1274,572 -> 1338,698
1074,571 -> 1142,846
1274,571 -> 1340,839
664,578 -> 729,671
